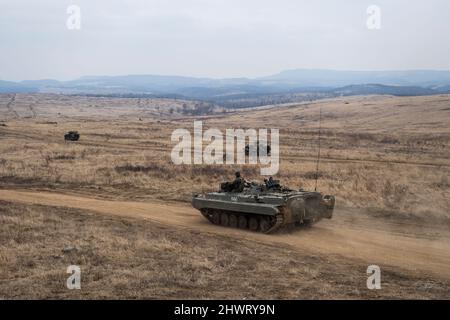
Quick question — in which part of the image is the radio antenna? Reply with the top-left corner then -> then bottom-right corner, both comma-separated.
314,107 -> 322,192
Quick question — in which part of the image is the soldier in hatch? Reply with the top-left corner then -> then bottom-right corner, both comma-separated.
232,171 -> 245,192
265,176 -> 281,190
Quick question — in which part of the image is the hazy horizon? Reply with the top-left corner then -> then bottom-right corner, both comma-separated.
2,0 -> 450,81
3,68 -> 450,83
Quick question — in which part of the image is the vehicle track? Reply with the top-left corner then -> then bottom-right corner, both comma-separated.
1,189 -> 450,280
5,94 -> 18,119
28,104 -> 37,118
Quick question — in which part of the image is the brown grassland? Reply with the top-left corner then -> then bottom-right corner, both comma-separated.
0,93 -> 449,299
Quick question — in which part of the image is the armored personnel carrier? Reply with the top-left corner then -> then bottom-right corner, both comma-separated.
192,180 -> 335,233
64,131 -> 80,141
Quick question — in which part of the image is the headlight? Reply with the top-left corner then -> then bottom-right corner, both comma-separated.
322,195 -> 335,207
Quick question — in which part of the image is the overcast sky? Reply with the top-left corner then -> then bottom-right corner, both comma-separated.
1,0 -> 450,81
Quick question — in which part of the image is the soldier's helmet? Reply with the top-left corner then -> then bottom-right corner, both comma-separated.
235,171 -> 241,178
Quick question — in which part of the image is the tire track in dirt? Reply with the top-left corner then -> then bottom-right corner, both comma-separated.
5,94 -> 18,119
28,104 -> 37,118
1,189 -> 450,280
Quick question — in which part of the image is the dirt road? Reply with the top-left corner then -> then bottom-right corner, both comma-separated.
1,189 -> 450,280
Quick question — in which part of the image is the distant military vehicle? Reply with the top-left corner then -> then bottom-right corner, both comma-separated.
64,131 -> 80,141
244,142 -> 271,156
192,179 -> 335,233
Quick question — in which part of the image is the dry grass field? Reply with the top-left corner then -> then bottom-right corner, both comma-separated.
2,200 -> 449,299
0,93 -> 450,299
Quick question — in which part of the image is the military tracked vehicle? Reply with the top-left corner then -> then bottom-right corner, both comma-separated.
64,131 -> 80,141
192,179 -> 335,233
244,142 -> 271,156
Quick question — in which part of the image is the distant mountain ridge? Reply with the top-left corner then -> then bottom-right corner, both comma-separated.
0,80 -> 38,93
260,69 -> 450,88
2,69 -> 450,106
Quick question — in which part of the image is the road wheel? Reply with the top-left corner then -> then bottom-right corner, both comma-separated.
212,212 -> 220,225
220,212 -> 229,226
303,219 -> 314,227
259,217 -> 271,233
248,217 -> 259,231
238,215 -> 247,229
229,214 -> 238,228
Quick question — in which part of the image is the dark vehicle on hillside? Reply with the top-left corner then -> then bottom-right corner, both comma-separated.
64,131 -> 80,141
244,142 -> 271,156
